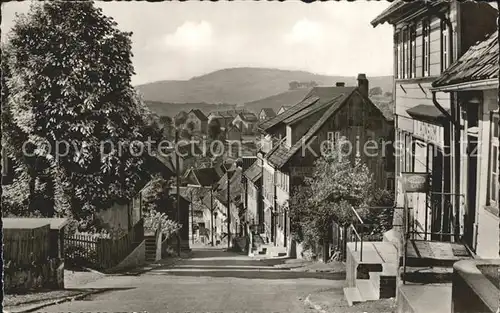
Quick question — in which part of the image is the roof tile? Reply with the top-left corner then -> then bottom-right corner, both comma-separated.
433,31 -> 498,87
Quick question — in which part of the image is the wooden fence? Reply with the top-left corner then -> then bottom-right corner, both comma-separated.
4,225 -> 50,265
64,219 -> 144,270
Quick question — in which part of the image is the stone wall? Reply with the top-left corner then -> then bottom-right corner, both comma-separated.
4,258 -> 64,294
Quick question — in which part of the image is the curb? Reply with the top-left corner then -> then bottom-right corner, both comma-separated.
108,257 -> 182,276
5,288 -> 111,313
304,294 -> 328,313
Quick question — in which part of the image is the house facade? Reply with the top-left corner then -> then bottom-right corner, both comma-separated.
372,0 -> 497,246
232,112 -> 259,135
186,109 -> 208,133
259,108 -> 277,121
257,76 -> 395,253
431,31 -> 499,259
226,125 -> 242,142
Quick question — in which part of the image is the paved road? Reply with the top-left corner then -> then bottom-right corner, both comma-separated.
43,247 -> 345,313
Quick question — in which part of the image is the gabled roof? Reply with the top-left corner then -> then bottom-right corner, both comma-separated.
371,0 -> 446,27
209,110 -> 246,119
214,168 -> 243,207
260,108 -> 277,118
185,167 -> 222,187
237,112 -> 258,122
188,109 -> 208,121
243,160 -> 262,184
258,96 -> 320,131
432,30 -> 498,89
267,92 -> 353,168
283,90 -> 350,125
279,106 -> 292,112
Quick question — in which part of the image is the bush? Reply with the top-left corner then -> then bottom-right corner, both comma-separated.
64,245 -> 98,270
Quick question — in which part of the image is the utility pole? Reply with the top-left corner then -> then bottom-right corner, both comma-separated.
191,188 -> 194,244
210,187 -> 214,246
175,129 -> 181,256
227,171 -> 231,250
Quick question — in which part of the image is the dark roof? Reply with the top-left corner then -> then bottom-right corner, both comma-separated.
209,110 -> 246,119
214,168 -> 243,206
176,142 -> 203,159
189,109 -> 208,121
238,112 -> 258,122
185,167 -> 222,187
406,104 -> 450,123
241,156 -> 257,172
260,108 -> 277,118
283,92 -> 347,125
371,0 -> 446,27
432,31 -> 498,88
243,160 -> 263,184
258,96 -> 320,131
279,106 -> 292,111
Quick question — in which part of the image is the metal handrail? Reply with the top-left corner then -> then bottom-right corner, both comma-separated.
347,205 -> 397,262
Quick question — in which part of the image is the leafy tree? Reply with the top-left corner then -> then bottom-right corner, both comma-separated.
369,87 -> 383,96
289,81 -> 300,90
174,112 -> 188,127
208,119 -> 222,140
141,176 -> 172,213
288,137 -> 374,254
3,1 -> 150,220
186,121 -> 196,133
384,91 -> 393,98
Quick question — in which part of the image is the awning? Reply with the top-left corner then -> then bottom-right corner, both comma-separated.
406,104 -> 450,124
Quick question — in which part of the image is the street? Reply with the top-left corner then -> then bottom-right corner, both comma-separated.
43,247 -> 345,313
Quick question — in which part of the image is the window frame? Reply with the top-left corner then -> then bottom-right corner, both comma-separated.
488,112 -> 499,206
441,20 -> 449,72
410,25 -> 417,78
403,29 -> 408,79
422,20 -> 430,77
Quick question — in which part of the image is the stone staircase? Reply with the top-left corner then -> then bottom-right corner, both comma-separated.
250,233 -> 287,258
343,241 -> 398,306
145,235 -> 156,262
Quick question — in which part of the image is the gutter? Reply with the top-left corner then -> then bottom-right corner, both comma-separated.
428,6 -> 461,241
430,78 -> 498,92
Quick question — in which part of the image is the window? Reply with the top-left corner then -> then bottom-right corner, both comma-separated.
489,112 -> 499,205
410,26 -> 417,78
397,32 -> 403,79
403,29 -> 408,79
395,32 -> 400,79
441,21 -> 449,71
327,131 -> 340,144
422,20 -> 430,77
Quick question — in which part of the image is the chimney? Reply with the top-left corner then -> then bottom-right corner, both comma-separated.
336,82 -> 345,87
357,73 -> 369,97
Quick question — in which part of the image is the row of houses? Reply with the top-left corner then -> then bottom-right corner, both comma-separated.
174,108 -> 281,135
234,1 -> 498,312
243,77 -> 395,255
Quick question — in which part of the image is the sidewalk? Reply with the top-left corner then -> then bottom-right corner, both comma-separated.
272,259 -> 346,273
305,288 -> 396,313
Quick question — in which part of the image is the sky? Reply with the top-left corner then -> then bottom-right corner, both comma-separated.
1,1 -> 393,86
